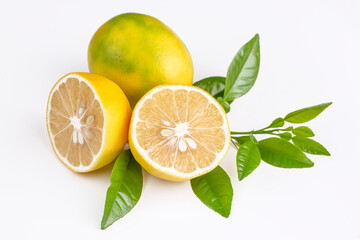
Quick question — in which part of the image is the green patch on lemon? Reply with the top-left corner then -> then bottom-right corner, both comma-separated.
88,13 -> 193,107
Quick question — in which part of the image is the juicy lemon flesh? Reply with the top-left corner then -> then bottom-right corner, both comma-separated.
47,73 -> 131,172
129,85 -> 231,181
48,76 -> 104,168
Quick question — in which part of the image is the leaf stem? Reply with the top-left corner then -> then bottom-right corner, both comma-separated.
231,127 -> 292,136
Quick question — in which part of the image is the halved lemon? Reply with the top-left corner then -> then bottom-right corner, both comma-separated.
46,72 -> 131,172
129,85 -> 231,181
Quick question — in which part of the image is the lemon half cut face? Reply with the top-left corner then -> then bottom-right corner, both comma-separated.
129,85 -> 231,181
46,72 -> 131,172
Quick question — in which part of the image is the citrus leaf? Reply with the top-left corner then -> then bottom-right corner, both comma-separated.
249,133 -> 258,144
191,166 -> 233,218
224,34 -> 260,101
101,150 -> 143,230
237,141 -> 261,181
232,136 -> 251,145
283,126 -> 294,131
267,117 -> 285,128
194,76 -> 226,99
278,132 -> 292,141
292,126 -> 315,137
284,102 -> 332,123
258,137 -> 314,168
217,97 -> 230,113
292,136 -> 330,156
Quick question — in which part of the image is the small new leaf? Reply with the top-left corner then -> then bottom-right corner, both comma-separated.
267,117 -> 285,128
101,150 -> 143,230
284,102 -> 332,124
237,141 -> 261,181
292,126 -> 315,137
217,97 -> 231,113
224,34 -> 260,101
258,137 -> 314,168
278,132 -> 292,141
194,76 -> 226,99
283,126 -> 294,131
232,136 -> 251,145
292,136 -> 330,156
191,166 -> 233,218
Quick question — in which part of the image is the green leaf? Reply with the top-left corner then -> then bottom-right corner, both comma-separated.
278,132 -> 292,141
101,150 -> 143,230
258,137 -> 314,168
224,34 -> 260,101
282,126 -> 294,131
237,141 -> 261,181
292,136 -> 330,156
232,136 -> 251,145
193,76 -> 226,99
284,102 -> 332,123
292,126 -> 315,137
191,166 -> 233,218
217,97 -> 230,113
249,133 -> 258,144
267,117 -> 285,128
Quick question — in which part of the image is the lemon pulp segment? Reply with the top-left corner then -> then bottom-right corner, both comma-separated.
129,85 -> 231,181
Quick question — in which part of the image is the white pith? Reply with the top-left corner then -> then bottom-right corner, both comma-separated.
46,73 -> 106,172
131,85 -> 231,179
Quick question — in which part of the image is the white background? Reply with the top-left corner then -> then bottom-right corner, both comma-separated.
1,0 -> 359,239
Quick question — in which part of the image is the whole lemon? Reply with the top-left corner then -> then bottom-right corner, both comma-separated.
88,13 -> 194,107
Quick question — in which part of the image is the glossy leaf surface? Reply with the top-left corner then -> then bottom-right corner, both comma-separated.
284,102 -> 332,123
194,76 -> 226,99
224,34 -> 260,101
258,138 -> 314,168
237,141 -> 261,180
292,136 -> 330,156
101,150 -> 143,229
191,166 -> 233,218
